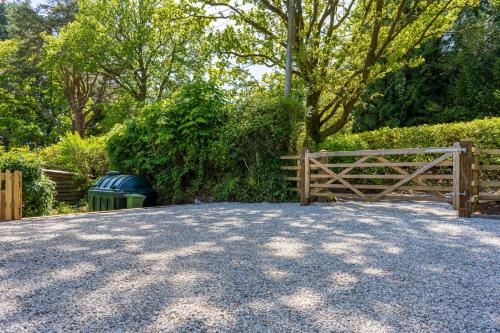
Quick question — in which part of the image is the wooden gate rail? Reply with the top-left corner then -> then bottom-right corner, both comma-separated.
0,170 -> 22,221
471,147 -> 500,204
281,140 -> 499,218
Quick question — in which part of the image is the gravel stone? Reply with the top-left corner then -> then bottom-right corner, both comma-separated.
0,201 -> 498,332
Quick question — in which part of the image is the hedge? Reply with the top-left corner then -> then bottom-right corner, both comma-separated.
107,81 -> 302,204
320,117 -> 500,152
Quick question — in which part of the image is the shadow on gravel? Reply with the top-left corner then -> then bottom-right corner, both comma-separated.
0,202 -> 498,332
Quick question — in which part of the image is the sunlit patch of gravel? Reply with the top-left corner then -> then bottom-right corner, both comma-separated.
0,201 -> 498,332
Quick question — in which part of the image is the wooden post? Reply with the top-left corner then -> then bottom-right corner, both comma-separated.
471,145 -> 480,211
296,158 -> 301,197
300,148 -> 310,206
315,150 -> 327,202
452,142 -> 460,210
0,171 -> 4,221
19,171 -> 22,219
305,149 -> 310,204
4,170 -> 12,221
13,171 -> 22,220
458,140 -> 472,218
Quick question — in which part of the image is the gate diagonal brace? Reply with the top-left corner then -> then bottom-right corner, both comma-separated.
310,155 -> 370,197
374,155 -> 447,200
309,157 -> 370,201
371,153 -> 452,201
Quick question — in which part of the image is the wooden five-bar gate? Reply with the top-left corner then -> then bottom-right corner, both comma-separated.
1,170 -> 22,221
281,140 -> 500,218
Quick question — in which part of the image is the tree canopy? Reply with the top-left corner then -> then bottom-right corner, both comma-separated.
0,0 -> 496,148
207,0 -> 478,142
352,2 -> 500,132
67,0 -> 210,102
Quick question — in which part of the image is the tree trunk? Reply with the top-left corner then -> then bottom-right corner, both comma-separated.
72,108 -> 85,137
304,90 -> 322,145
284,0 -> 295,96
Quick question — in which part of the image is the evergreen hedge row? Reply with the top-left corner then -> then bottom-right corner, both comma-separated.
320,117 -> 500,152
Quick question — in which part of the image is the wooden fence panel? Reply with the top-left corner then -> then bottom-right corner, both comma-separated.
1,170 -> 22,221
4,170 -> 12,221
13,170 -> 22,220
43,169 -> 85,203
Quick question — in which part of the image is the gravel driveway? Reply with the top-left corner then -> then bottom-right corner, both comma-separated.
0,202 -> 498,332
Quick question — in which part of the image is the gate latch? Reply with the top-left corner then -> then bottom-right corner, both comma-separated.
452,192 -> 466,196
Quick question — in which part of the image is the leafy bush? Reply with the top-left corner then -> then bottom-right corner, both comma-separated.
40,133 -> 109,189
0,148 -> 55,217
107,81 -> 303,204
51,202 -> 88,215
320,117 -> 500,151
107,81 -> 227,203
213,97 -> 303,201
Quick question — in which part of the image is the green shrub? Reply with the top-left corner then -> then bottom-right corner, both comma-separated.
51,202 -> 88,215
320,117 -> 500,151
107,80 -> 227,203
40,133 -> 109,189
213,96 -> 303,202
0,148 -> 55,217
107,81 -> 303,204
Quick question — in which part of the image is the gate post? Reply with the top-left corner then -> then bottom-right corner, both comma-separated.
317,150 -> 328,202
471,145 -> 480,212
452,142 -> 460,210
300,148 -> 310,206
296,158 -> 301,197
458,140 -> 472,218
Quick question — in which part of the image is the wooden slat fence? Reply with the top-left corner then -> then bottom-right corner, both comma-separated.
281,140 -> 499,218
0,170 -> 22,221
43,169 -> 85,204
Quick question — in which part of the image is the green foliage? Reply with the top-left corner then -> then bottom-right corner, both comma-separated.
320,117 -> 500,152
0,2 -> 7,40
40,133 -> 109,189
51,201 -> 87,215
0,2 -> 71,148
107,81 -> 226,203
0,147 -> 55,217
208,0 -> 476,141
352,4 -> 500,132
65,0 -> 209,102
213,97 -> 303,201
108,82 -> 302,203
0,38 -> 69,148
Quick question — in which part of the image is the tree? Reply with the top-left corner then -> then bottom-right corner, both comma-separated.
44,20 -> 109,137
207,0 -> 477,143
0,39 -> 69,148
0,2 -> 8,40
65,0 -> 210,103
352,1 -> 500,132
0,1 -> 73,148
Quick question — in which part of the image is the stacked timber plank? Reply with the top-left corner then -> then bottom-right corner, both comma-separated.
43,169 -> 85,204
